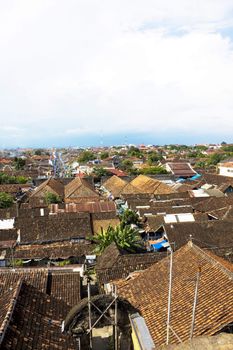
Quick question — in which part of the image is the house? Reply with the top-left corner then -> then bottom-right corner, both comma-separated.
165,162 -> 197,178
154,220 -> 233,262
218,159 -> 233,177
15,211 -> 93,245
128,175 -> 175,195
29,177 -> 64,205
102,175 -> 128,198
113,242 -> 233,347
50,201 -> 117,214
5,240 -> 94,266
64,177 -> 99,203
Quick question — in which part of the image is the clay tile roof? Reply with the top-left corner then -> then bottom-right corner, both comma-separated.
102,175 -> 128,197
16,212 -> 92,244
193,196 -> 233,213
201,172 -> 233,186
11,241 -> 94,260
49,271 -> 80,307
167,162 -> 196,177
0,269 -> 48,293
96,242 -> 167,284
120,182 -> 142,195
65,177 -> 99,199
0,279 -> 22,344
115,242 -> 233,347
51,201 -> 116,214
163,220 -> 233,251
207,205 -> 233,220
1,283 -> 77,349
30,177 -> 64,198
128,175 -> 175,195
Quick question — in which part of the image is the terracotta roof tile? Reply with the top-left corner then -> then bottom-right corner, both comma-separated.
115,243 -> 233,347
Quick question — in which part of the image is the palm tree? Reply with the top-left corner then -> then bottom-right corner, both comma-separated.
113,223 -> 142,252
91,226 -> 115,255
90,223 -> 142,255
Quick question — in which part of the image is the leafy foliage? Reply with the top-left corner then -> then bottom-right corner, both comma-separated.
207,153 -> 227,166
222,145 -> 233,152
119,159 -> 133,172
0,192 -> 14,208
92,167 -> 108,178
91,223 -> 142,254
34,149 -> 42,155
14,157 -> 26,170
100,151 -> 109,160
147,152 -> 163,165
44,191 -> 61,204
127,146 -> 143,158
139,166 -> 168,175
0,173 -> 28,184
78,151 -> 95,163
120,209 -> 140,227
56,259 -> 71,266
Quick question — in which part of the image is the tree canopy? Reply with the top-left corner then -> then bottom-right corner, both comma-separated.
92,167 -> 109,178
100,151 -> 109,160
14,157 -> 26,170
44,192 -> 62,204
78,151 -> 95,163
120,209 -> 140,227
0,192 -> 14,208
0,173 -> 28,184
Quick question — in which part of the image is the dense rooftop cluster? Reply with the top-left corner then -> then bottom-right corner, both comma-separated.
0,144 -> 233,349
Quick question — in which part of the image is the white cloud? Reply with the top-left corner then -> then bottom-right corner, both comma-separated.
1,0 -> 233,146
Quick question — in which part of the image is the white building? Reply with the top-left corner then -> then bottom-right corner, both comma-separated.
218,161 -> 233,177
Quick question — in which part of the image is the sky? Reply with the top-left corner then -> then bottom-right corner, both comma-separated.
1,0 -> 233,147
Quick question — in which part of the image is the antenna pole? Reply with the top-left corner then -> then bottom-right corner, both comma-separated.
190,267 -> 201,339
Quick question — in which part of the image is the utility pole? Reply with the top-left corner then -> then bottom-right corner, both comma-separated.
166,248 -> 173,345
190,267 -> 201,339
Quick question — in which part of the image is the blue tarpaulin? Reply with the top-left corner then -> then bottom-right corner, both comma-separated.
188,173 -> 201,181
151,240 -> 167,251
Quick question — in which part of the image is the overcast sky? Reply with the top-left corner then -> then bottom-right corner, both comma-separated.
1,0 -> 233,147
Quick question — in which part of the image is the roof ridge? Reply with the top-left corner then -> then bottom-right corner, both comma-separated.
190,242 -> 233,278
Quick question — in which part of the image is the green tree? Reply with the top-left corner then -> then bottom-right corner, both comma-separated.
100,151 -> 109,160
91,223 -> 142,254
127,146 -> 143,158
0,192 -> 14,208
78,150 -> 95,163
92,167 -> 108,178
139,166 -> 168,175
16,176 -> 28,184
222,145 -> 233,152
120,209 -> 140,227
119,159 -> 133,172
44,192 -> 61,204
147,152 -> 162,165
0,173 -> 28,184
34,149 -> 42,156
14,157 -> 26,170
207,153 -> 226,166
